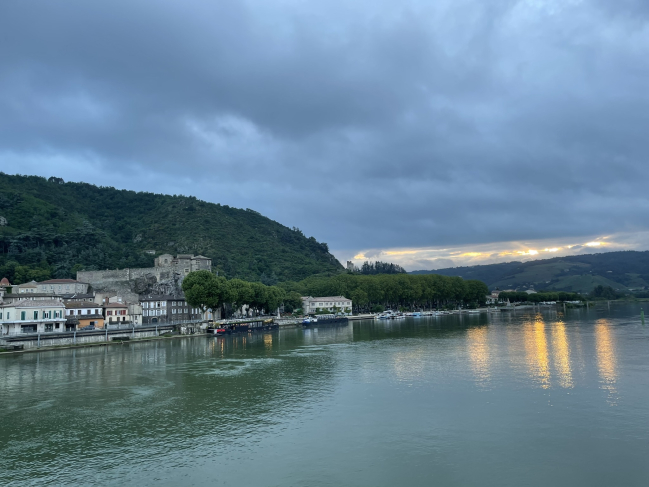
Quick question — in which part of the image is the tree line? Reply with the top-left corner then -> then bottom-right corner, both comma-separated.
280,273 -> 489,312
183,270 -> 490,317
182,270 -> 303,318
349,261 -> 407,275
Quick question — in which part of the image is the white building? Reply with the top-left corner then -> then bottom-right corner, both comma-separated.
0,300 -> 67,335
36,279 -> 90,295
12,279 -> 90,295
301,296 -> 352,314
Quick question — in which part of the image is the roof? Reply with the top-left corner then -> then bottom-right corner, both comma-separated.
17,281 -> 38,287
140,294 -> 184,301
303,296 -> 350,301
104,302 -> 128,308
39,279 -> 87,284
193,255 -> 210,259
0,277 -> 10,285
65,302 -> 100,308
1,299 -> 65,308
2,293 -> 58,299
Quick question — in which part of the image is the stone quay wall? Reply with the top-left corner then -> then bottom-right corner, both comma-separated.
1,325 -> 177,350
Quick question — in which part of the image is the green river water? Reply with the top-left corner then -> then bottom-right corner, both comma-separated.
1,304 -> 648,486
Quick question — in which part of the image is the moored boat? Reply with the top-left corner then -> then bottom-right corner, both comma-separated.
303,314 -> 348,326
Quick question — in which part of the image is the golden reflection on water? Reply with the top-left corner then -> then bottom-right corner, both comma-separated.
594,319 -> 618,397
551,321 -> 573,389
523,314 -> 551,389
467,326 -> 490,384
264,333 -> 273,350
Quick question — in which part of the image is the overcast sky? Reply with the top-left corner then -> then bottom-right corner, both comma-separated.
1,0 -> 648,270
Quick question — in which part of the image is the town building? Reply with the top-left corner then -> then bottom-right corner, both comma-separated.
486,289 -> 502,305
11,279 -> 90,295
13,280 -> 38,294
0,277 -> 11,300
65,302 -> 105,329
154,254 -> 212,274
61,293 -> 96,303
140,295 -> 202,324
0,300 -> 67,335
301,296 -> 352,314
1,293 -> 62,304
103,303 -> 131,325
36,279 -> 90,295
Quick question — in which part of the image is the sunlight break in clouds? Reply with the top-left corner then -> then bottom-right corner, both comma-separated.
337,232 -> 649,271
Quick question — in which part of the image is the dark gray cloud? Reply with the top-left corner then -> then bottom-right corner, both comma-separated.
1,0 -> 648,264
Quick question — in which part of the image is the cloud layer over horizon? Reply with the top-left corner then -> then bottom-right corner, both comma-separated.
2,0 -> 648,269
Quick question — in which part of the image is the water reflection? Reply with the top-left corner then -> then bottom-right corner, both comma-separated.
467,326 -> 490,384
523,315 -> 551,389
594,319 -> 618,399
550,321 -> 573,389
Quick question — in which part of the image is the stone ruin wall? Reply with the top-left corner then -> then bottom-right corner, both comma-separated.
78,265 -> 187,304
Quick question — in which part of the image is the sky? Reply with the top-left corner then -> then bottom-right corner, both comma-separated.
1,0 -> 648,271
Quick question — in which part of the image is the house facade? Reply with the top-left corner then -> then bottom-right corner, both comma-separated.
36,279 -> 90,295
301,296 -> 352,314
65,302 -> 105,329
0,300 -> 67,335
103,303 -> 131,325
140,295 -> 202,324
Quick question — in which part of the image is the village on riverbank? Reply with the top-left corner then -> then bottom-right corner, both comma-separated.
0,253 -> 592,353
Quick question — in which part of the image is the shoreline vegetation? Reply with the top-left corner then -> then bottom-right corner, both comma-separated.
183,270 -> 490,317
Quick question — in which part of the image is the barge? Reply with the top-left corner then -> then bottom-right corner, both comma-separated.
302,314 -> 349,326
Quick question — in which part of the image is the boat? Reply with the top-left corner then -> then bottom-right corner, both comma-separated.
376,310 -> 405,320
208,318 -> 278,335
302,314 -> 348,326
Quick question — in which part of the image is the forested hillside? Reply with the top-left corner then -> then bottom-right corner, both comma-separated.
0,173 -> 343,284
411,251 -> 649,293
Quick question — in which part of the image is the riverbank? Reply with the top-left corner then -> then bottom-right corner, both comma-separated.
0,330 -> 212,356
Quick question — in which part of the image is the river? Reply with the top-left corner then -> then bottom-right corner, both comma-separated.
1,304 -> 648,486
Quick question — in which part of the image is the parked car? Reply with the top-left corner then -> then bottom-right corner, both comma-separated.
79,325 -> 96,331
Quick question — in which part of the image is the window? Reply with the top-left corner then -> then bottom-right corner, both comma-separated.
107,310 -> 112,316
172,309 -> 176,314
55,323 -> 60,329
45,324 -> 53,332
184,308 -> 188,313
33,311 -> 38,319
6,312 -> 9,320
21,311 -> 26,320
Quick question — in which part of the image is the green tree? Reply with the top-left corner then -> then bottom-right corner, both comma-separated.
283,291 -> 303,313
182,270 -> 226,317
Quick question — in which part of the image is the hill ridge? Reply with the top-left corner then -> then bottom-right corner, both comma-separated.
410,250 -> 649,293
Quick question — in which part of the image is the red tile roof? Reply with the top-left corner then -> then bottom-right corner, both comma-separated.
0,277 -> 10,285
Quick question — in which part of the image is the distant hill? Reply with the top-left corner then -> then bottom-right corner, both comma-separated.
411,251 -> 649,293
0,173 -> 343,284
